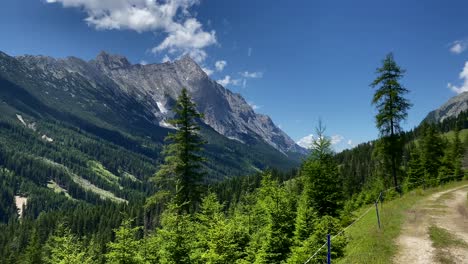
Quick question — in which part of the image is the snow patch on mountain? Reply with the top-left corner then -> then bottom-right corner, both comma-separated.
157,101 -> 168,114
16,114 -> 27,126
41,134 -> 54,142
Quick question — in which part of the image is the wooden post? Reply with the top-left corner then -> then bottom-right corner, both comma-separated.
379,191 -> 383,211
327,234 -> 331,264
375,201 -> 381,229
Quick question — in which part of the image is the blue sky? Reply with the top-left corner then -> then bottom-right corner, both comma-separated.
2,0 -> 468,151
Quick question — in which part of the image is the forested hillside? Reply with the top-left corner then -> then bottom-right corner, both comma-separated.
1,52 -> 468,264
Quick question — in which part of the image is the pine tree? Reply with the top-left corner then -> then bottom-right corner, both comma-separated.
420,123 -> 444,185
287,216 -> 346,264
192,193 -> 249,263
371,53 -> 411,192
451,129 -> 464,180
44,224 -> 89,264
105,219 -> 144,264
299,122 -> 342,217
152,88 -> 206,214
154,202 -> 195,264
290,123 -> 343,263
406,146 -> 424,190
22,227 -> 42,264
255,174 -> 296,264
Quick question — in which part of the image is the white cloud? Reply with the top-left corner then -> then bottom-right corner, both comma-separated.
202,67 -> 214,76
297,134 -> 315,149
448,62 -> 468,94
248,101 -> 261,110
241,71 -> 263,78
217,75 -> 241,87
139,60 -> 148,65
297,133 -> 350,150
162,55 -> 171,63
152,18 -> 216,63
248,47 -> 252,57
46,0 -> 216,63
215,60 -> 227,71
331,135 -> 344,145
450,40 -> 468,54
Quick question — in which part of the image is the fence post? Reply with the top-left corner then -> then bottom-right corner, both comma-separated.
379,191 -> 383,211
375,201 -> 381,229
327,234 -> 331,264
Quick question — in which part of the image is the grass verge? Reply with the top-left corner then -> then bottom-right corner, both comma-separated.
429,225 -> 468,264
336,180 -> 468,264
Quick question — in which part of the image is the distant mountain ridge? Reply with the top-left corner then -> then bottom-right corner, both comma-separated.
13,51 -> 305,155
425,91 -> 468,123
0,50 -> 305,183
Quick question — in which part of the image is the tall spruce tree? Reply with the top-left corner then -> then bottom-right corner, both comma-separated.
106,219 -> 143,264
420,123 -> 444,184
152,88 -> 206,213
406,145 -> 424,190
44,225 -> 89,264
255,174 -> 296,264
22,228 -> 42,264
298,122 -> 342,217
371,53 -> 411,192
451,129 -> 464,180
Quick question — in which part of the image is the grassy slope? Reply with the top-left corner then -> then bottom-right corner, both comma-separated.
337,180 -> 468,264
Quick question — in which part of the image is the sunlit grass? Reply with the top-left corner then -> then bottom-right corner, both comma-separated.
336,180 -> 468,264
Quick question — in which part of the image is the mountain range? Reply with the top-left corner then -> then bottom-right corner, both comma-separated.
0,50 -> 305,192
425,91 -> 468,123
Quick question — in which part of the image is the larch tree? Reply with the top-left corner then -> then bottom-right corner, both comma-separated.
371,53 -> 411,192
152,88 -> 206,214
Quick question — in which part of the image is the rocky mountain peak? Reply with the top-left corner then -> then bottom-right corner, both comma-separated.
4,50 -> 306,156
94,51 -> 131,69
425,91 -> 468,123
173,55 -> 207,79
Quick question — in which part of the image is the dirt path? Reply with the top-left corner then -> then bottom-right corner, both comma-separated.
394,185 -> 468,263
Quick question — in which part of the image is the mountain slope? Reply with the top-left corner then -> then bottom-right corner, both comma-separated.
425,91 -> 468,123
0,50 -> 304,204
13,51 -> 305,155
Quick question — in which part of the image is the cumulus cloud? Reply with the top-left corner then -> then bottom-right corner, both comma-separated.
248,101 -> 261,110
241,71 -> 263,79
152,18 -> 216,63
161,55 -> 171,63
297,133 -> 352,151
331,135 -> 344,145
450,40 -> 468,54
46,0 -> 216,62
215,60 -> 227,71
202,67 -> 214,76
217,75 -> 241,87
448,62 -> 468,94
297,134 -> 315,149
139,60 -> 148,65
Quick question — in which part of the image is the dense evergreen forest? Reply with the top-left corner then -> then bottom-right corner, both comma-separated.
1,55 -> 467,263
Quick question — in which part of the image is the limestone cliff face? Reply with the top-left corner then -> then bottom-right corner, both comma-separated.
12,51 -> 305,155
425,91 -> 468,123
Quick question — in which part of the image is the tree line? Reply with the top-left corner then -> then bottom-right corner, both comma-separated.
0,54 -> 466,263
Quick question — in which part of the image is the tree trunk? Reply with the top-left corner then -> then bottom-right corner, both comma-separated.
390,118 -> 399,193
